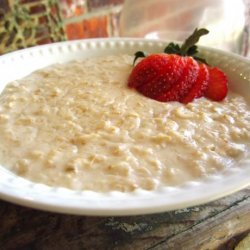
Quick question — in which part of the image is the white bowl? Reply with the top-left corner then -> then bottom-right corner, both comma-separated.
0,38 -> 249,216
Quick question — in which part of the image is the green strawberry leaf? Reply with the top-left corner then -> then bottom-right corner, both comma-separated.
133,51 -> 147,65
164,28 -> 209,60
187,45 -> 198,56
193,56 -> 208,65
132,28 -> 209,66
164,43 -> 181,55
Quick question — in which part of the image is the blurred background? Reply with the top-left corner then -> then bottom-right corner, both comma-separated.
0,0 -> 249,56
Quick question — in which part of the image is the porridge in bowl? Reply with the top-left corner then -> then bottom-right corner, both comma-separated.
0,55 -> 249,192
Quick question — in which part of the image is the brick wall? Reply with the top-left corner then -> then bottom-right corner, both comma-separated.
2,0 -> 248,55
0,0 -> 65,54
61,0 -> 124,40
0,0 -> 125,54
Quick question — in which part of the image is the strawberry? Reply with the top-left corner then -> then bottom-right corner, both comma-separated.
128,28 -> 228,103
181,63 -> 209,103
130,54 -> 186,99
205,67 -> 228,101
157,56 -> 199,102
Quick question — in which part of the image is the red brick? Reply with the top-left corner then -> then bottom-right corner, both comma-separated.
20,0 -> 41,3
50,4 -> 58,15
60,0 -> 86,19
0,11 -> 5,22
29,4 -> 46,14
37,37 -> 53,45
0,0 -> 10,11
82,16 -> 109,38
65,15 -> 109,40
87,0 -> 124,10
65,22 -> 84,40
38,15 -> 48,24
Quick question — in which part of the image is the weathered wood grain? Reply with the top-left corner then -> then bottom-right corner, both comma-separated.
0,188 -> 249,250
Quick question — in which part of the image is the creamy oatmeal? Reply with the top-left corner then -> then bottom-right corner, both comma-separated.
0,55 -> 249,192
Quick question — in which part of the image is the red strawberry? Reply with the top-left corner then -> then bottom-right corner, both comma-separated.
157,56 -> 199,102
181,63 -> 209,103
127,28 -> 228,103
205,67 -> 228,101
132,54 -> 186,99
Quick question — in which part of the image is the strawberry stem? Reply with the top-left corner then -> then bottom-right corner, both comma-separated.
180,28 -> 209,55
164,28 -> 209,64
133,28 -> 209,65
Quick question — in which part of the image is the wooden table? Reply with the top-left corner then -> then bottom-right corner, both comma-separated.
0,187 -> 249,250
